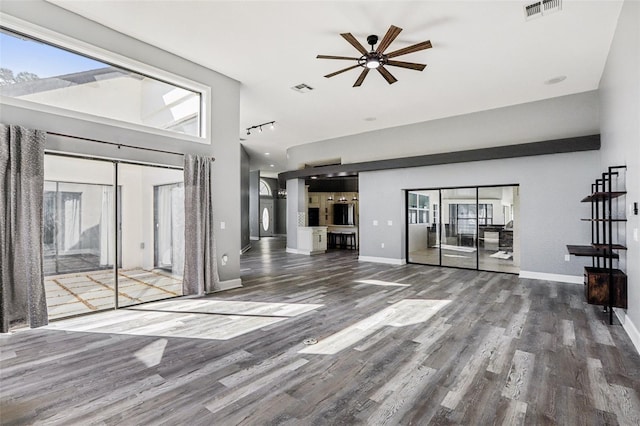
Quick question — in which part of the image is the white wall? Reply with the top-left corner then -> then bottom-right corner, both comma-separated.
599,0 -> 640,350
0,0 -> 242,286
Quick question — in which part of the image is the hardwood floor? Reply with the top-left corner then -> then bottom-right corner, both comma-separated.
1,236 -> 639,425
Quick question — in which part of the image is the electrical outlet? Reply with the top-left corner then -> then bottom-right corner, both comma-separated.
387,220 -> 393,226
381,243 -> 385,248
140,242 -> 145,249
220,221 -> 226,229
373,220 -> 378,226
564,254 -> 571,262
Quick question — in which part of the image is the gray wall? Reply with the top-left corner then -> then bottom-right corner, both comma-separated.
285,91 -> 601,278
286,179 -> 306,250
0,0 -> 242,285
286,91 -> 599,169
275,198 -> 287,235
249,170 -> 260,240
599,0 -> 639,341
240,146 -> 250,251
358,150 -> 599,276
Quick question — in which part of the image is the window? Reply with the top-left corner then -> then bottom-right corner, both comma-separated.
0,27 -> 203,138
408,192 -> 430,224
259,179 -> 272,196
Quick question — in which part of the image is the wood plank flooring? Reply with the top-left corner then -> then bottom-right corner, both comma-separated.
1,236 -> 639,425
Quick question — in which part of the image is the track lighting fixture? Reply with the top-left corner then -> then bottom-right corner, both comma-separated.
246,121 -> 275,136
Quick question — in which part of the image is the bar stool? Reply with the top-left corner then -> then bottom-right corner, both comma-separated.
342,232 -> 356,250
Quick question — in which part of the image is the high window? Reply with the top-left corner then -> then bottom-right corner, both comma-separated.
0,28 -> 204,138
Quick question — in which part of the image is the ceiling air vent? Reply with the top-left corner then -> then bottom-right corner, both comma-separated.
524,0 -> 562,21
291,83 -> 314,93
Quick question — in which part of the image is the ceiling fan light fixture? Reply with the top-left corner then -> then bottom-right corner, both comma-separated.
366,57 -> 380,69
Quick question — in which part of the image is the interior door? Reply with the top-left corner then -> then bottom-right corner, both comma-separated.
260,199 -> 274,237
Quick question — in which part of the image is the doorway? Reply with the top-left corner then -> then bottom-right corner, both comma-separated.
260,198 -> 274,237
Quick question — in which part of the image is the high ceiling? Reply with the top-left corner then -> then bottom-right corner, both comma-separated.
46,1 -> 623,176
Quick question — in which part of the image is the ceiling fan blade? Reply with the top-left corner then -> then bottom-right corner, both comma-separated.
377,25 -> 403,54
317,55 -> 359,61
353,68 -> 370,87
340,32 -> 368,55
385,60 -> 427,71
377,66 -> 398,84
324,64 -> 360,78
386,40 -> 432,58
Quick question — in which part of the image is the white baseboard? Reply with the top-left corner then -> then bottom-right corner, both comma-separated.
615,309 -> 640,355
250,236 -> 260,241
285,247 -> 325,256
216,278 -> 242,291
519,270 -> 583,284
358,256 -> 406,265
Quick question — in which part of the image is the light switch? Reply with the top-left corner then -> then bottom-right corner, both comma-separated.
634,228 -> 638,242
220,222 -> 226,229
373,220 -> 378,226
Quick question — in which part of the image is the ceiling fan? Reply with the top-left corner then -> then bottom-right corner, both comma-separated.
317,25 -> 432,87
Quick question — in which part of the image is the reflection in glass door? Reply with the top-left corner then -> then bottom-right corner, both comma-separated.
407,190 -> 439,264
440,188 -> 478,270
478,186 -> 520,273
117,164 -> 184,308
43,156 -> 117,319
406,185 -> 519,274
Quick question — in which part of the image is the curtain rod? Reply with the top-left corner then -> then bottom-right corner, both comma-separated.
46,131 -> 215,161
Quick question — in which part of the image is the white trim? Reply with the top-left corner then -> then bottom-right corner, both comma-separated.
286,247 -> 325,256
615,309 -> 640,355
518,270 -> 583,284
240,244 -> 252,254
0,12 -> 211,144
250,236 -> 260,241
358,256 -> 406,265
216,278 -> 242,291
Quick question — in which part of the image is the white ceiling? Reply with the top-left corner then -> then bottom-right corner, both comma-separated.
47,1 -> 623,176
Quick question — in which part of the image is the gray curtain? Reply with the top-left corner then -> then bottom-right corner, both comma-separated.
0,124 -> 48,333
183,154 -> 219,295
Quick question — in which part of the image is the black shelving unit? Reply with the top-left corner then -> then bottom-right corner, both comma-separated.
567,166 -> 627,324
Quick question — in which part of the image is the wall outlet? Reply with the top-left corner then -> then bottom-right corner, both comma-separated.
140,242 -> 145,249
564,254 -> 571,262
220,221 -> 226,229
381,243 -> 385,248
373,220 -> 378,226
387,220 -> 393,226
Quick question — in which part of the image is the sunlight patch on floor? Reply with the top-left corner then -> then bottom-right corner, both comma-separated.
44,299 -> 324,340
299,299 -> 450,355
355,279 -> 410,287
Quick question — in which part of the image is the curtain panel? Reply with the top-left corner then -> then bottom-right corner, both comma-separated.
183,154 -> 219,295
0,124 -> 48,333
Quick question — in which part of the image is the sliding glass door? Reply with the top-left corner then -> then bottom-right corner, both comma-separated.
440,188 -> 478,269
43,154 -> 184,319
43,156 -> 118,319
478,186 -> 520,273
406,185 -> 519,273
117,164 -> 184,308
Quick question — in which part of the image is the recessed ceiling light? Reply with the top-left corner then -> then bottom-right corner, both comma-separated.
269,164 -> 274,167
264,152 -> 270,156
544,75 -> 567,85
310,176 -> 318,180
364,117 -> 377,122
